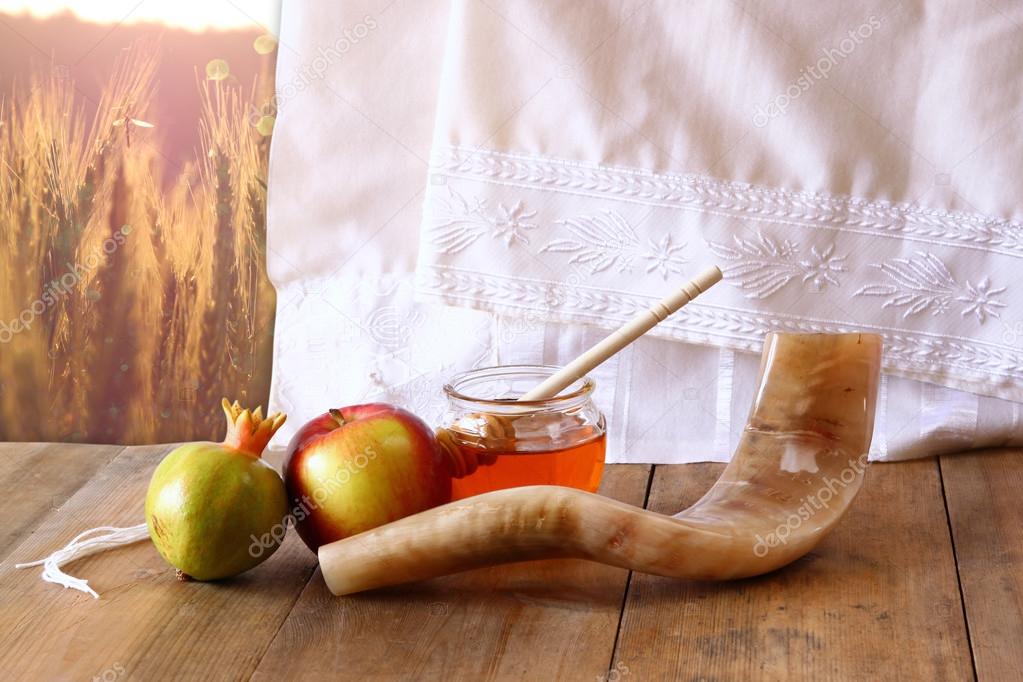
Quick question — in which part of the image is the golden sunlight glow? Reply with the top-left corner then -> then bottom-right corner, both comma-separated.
0,0 -> 280,33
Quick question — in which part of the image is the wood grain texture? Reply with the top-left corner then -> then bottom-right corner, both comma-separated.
5,444 -> 1021,682
250,464 -> 652,682
940,449 -> 1023,681
0,443 -> 318,682
0,442 -> 126,563
612,461 -> 973,682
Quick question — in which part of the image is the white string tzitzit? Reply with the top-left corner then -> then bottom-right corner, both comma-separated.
15,523 -> 150,599
14,402 -> 287,599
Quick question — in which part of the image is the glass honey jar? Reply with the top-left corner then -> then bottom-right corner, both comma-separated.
437,365 -> 606,500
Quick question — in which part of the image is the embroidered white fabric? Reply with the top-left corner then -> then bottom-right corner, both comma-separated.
266,0 -> 1023,462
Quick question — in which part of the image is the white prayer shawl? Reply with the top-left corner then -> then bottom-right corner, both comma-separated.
266,0 -> 1023,462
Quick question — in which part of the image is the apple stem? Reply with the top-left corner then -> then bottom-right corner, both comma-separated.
329,409 -> 347,427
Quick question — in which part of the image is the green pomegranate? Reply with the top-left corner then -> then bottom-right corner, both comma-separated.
145,399 -> 289,581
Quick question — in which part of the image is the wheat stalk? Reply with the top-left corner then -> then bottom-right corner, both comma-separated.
0,41 -> 276,443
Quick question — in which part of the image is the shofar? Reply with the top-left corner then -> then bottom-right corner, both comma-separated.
319,333 -> 882,596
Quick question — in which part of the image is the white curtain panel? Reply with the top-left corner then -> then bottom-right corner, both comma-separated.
267,0 -> 1023,462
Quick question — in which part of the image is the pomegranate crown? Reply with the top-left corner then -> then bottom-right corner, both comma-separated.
221,398 -> 286,458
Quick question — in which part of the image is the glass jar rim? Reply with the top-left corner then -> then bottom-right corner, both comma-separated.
443,364 -> 596,408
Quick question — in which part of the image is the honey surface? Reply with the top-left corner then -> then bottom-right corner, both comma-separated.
450,432 -> 605,499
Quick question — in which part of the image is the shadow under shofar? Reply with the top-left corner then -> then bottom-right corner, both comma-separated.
318,333 -> 882,596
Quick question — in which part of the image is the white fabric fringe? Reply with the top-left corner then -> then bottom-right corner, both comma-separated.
15,523 -> 150,599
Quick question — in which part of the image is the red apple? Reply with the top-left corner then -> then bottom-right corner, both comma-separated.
282,403 -> 452,551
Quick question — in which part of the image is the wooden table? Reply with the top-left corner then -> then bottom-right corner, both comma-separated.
0,443 -> 1019,681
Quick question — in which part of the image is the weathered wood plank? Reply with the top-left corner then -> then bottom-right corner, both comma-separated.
250,465 -> 652,682
940,448 -> 1023,681
0,442 -> 126,563
0,444 -> 318,682
612,461 -> 973,681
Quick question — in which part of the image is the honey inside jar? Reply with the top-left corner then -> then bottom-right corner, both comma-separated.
439,365 -> 606,499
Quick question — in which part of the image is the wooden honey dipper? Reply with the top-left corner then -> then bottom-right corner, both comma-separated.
435,266 -> 724,477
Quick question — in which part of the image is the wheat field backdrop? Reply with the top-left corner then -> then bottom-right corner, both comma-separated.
0,42 -> 277,444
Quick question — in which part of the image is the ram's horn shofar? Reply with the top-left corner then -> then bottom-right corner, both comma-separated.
319,333 -> 882,596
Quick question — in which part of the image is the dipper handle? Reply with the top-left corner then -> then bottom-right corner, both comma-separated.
519,265 -> 723,401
